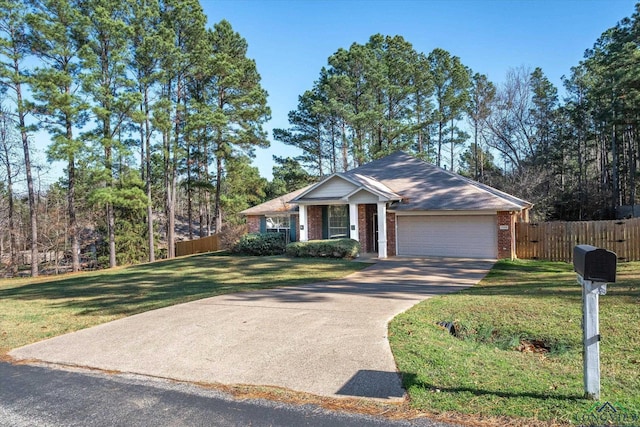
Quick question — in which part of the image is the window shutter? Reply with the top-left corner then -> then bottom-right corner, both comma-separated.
322,206 -> 328,239
259,217 -> 266,233
290,216 -> 297,242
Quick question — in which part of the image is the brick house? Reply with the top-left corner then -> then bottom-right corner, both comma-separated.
241,151 -> 532,259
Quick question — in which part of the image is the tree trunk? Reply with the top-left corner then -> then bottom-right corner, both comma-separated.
203,138 -> 211,236
107,198 -> 116,267
165,127 -> 176,259
474,113 -> 479,180
66,110 -> 80,272
416,93 -> 423,155
68,156 -> 80,272
214,154 -> 223,233
186,137 -> 193,240
450,117 -> 455,171
7,169 -> 17,276
165,166 -> 175,258
199,194 -> 204,238
437,120 -> 443,168
612,120 -> 620,212
341,121 -> 348,172
330,119 -> 337,174
1,129 -> 18,276
105,138 -> 116,268
169,174 -> 176,257
15,73 -> 39,277
316,126 -> 323,175
144,87 -> 155,262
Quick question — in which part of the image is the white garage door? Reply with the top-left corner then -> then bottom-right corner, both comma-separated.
397,215 -> 497,258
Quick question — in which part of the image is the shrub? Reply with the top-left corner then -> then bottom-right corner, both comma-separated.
218,223 -> 248,250
235,232 -> 286,255
285,238 -> 360,259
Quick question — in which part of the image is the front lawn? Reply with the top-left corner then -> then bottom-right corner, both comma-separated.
0,253 -> 365,355
389,259 -> 640,425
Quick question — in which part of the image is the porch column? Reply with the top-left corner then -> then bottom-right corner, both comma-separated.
349,203 -> 359,241
377,202 -> 387,259
299,204 -> 308,242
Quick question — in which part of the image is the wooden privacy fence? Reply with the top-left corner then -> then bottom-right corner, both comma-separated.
175,234 -> 220,257
516,217 -> 640,262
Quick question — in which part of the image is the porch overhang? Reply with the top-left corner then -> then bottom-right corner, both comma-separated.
291,173 -> 402,205
291,173 -> 402,260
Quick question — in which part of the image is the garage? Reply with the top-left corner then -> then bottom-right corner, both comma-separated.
396,215 -> 498,258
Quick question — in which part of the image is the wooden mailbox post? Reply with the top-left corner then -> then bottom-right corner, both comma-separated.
573,244 -> 617,401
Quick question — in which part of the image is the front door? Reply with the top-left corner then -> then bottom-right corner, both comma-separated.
372,213 -> 379,252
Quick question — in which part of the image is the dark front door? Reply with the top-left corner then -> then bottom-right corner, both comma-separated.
372,213 -> 379,252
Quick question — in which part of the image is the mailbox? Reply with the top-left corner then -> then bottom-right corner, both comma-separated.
573,245 -> 617,283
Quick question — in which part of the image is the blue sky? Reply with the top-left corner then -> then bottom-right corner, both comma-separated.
202,0 -> 636,178
28,0 -> 636,186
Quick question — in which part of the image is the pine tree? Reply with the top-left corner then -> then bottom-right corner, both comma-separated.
427,48 -> 471,169
157,0 -> 206,257
221,156 -> 267,225
409,52 -> 434,160
326,42 -> 374,167
28,0 -> 88,272
377,35 -> 414,156
0,104 -> 19,275
208,20 -> 270,232
130,0 -> 162,261
0,0 -> 39,276
467,73 -> 495,181
271,156 -> 316,194
76,0 -> 139,268
273,88 -> 327,176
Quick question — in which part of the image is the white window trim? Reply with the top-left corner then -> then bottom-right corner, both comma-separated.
328,205 -> 349,239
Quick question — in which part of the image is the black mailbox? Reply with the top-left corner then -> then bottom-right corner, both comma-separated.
573,245 -> 617,283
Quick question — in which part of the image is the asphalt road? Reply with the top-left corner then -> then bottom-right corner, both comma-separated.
0,362 -> 457,427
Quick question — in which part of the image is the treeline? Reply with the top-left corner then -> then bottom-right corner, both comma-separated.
0,0 -> 270,276
275,4 -> 640,222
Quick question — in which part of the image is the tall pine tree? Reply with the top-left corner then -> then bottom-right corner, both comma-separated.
28,0 -> 88,272
76,0 -> 140,268
0,0 -> 39,276
208,20 -> 270,232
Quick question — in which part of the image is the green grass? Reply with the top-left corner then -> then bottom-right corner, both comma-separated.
3,254 -> 638,424
0,252 -> 366,355
389,259 -> 640,424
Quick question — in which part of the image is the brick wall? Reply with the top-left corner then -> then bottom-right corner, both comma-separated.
246,216 -> 261,233
497,211 -> 515,259
307,205 -> 323,240
386,211 -> 396,256
357,204 -> 369,251
355,204 -> 395,255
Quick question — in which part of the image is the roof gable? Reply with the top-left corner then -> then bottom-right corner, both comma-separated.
239,184 -> 312,216
299,175 -> 358,199
343,151 -> 531,211
241,151 -> 532,216
292,172 -> 401,203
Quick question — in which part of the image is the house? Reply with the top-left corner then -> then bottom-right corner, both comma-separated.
241,151 -> 532,259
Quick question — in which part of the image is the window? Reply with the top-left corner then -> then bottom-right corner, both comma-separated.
266,215 -> 291,243
266,216 -> 290,230
328,205 -> 349,238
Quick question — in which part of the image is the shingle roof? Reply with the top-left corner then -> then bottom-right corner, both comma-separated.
343,151 -> 532,211
241,152 -> 532,215
239,184 -> 312,215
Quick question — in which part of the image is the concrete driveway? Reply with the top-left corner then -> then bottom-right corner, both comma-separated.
9,257 -> 494,401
